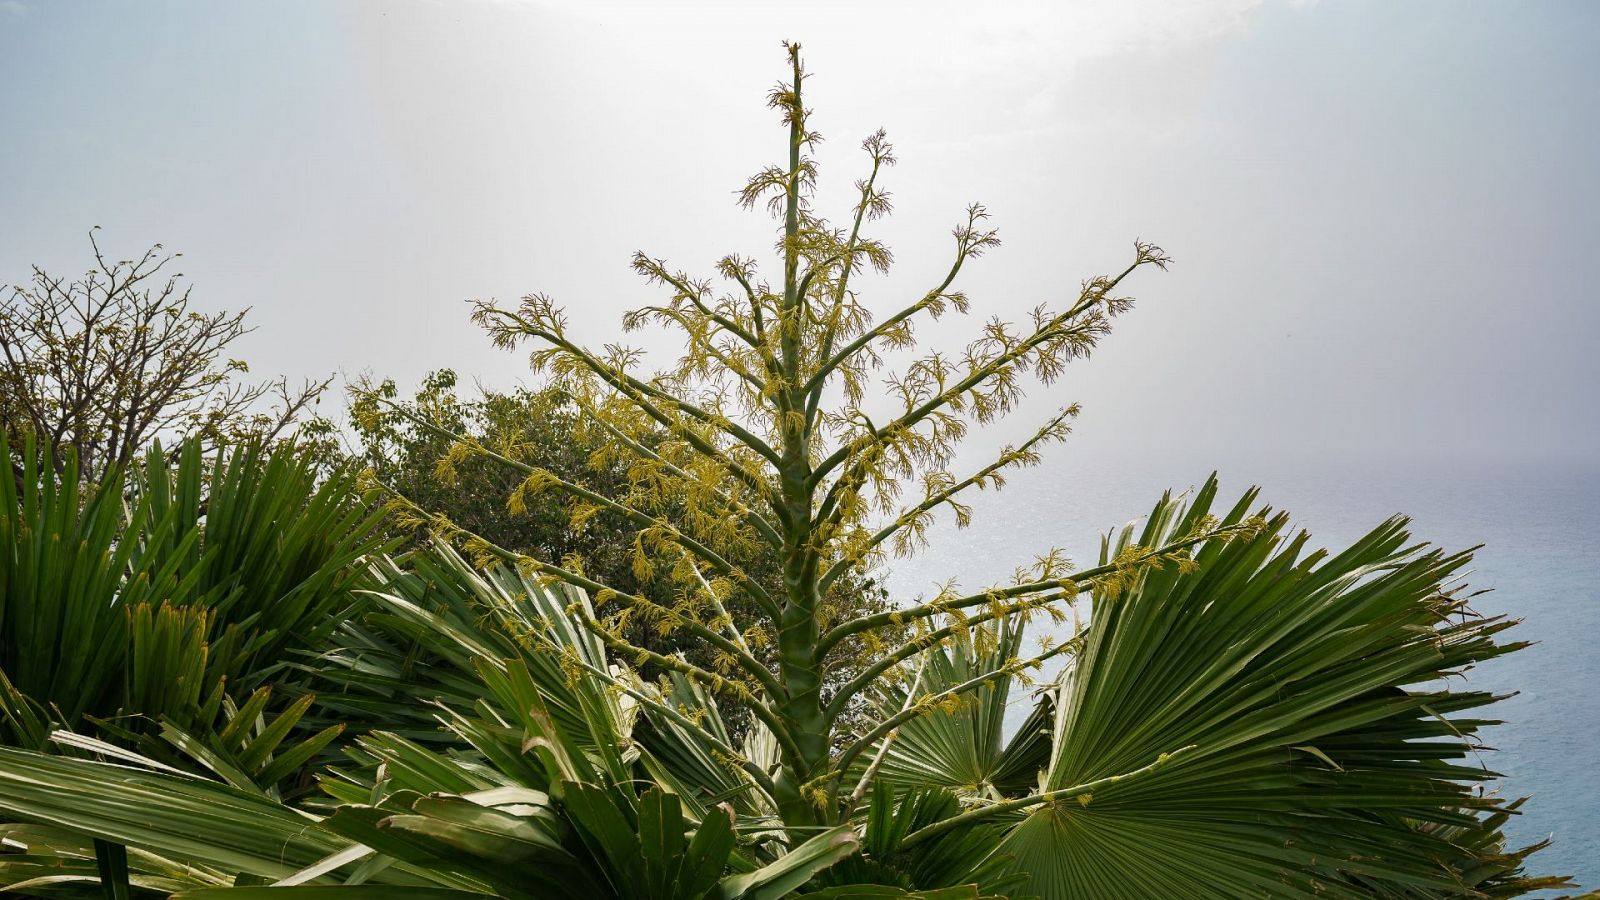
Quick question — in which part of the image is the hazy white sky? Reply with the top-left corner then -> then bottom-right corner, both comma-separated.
3,0 -> 1596,469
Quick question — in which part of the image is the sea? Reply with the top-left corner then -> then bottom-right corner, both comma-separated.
880,452 -> 1599,892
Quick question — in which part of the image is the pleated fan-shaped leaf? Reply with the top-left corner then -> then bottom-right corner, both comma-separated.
864,615 -> 1043,800
994,476 -> 1562,898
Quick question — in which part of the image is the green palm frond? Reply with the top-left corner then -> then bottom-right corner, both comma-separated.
859,615 -> 1053,803
0,822 -> 200,897
0,744 -> 400,887
1,438 -> 165,741
988,476 -> 1557,899
1,424 -> 1569,896
816,782 -> 1031,898
132,439 -> 392,694
2,436 -> 386,747
0,712 -> 857,899
318,544 -> 778,819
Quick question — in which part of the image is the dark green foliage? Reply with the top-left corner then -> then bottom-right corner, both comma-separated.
0,484 -> 1575,895
129,438 -> 391,695
345,371 -> 898,732
1,437 -> 152,740
348,372 -> 628,583
0,435 -> 387,796
0,573 -> 862,898
814,784 -> 1028,899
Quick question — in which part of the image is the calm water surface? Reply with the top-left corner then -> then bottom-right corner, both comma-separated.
881,452 -> 1599,890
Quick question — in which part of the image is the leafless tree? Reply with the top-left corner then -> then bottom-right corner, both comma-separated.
1,230 -> 329,482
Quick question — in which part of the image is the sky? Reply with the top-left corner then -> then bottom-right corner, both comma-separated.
2,0 -> 1597,471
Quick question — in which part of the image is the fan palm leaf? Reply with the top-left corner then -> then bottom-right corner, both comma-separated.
982,476 -> 1557,898
318,544 -> 778,819
859,615 -> 1052,802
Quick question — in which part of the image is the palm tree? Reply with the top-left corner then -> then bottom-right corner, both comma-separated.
0,433 -> 394,819
0,480 -> 1566,896
0,44 -> 1572,899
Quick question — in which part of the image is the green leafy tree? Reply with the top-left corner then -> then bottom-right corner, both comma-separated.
349,371 -> 669,599
347,370 -> 896,734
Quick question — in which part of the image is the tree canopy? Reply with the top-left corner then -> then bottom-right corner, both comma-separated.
1,231 -> 328,483
347,370 -> 896,729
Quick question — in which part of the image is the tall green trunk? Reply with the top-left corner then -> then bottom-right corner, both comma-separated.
769,43 -> 835,831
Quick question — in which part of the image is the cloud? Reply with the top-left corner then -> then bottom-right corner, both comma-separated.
0,1 -> 29,17
450,0 -> 1288,147
497,0 -> 1275,68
